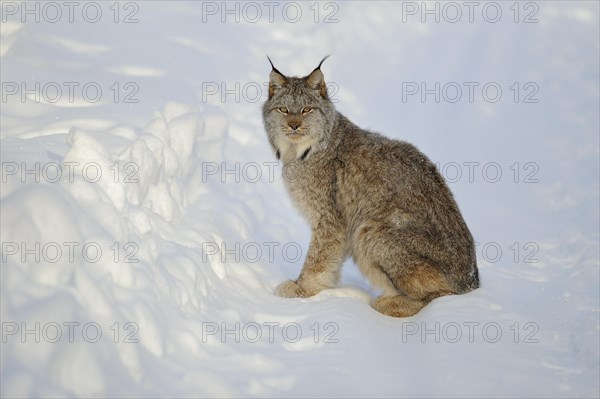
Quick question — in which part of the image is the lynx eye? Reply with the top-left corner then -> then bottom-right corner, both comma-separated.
302,107 -> 313,115
277,107 -> 288,114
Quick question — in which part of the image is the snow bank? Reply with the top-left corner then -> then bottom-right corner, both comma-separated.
2,102 -> 209,394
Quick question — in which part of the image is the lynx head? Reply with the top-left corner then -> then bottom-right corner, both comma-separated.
262,56 -> 337,161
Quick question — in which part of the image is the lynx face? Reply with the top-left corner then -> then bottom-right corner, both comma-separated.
262,57 -> 336,159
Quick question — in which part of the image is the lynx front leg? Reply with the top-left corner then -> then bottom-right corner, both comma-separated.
275,280 -> 309,298
276,227 -> 346,298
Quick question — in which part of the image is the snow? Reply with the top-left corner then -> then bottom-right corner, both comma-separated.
1,1 -> 598,397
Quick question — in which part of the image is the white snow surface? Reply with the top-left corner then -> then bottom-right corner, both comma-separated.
1,1 -> 599,397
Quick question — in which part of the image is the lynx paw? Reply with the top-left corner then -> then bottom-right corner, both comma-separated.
372,295 -> 425,318
275,280 -> 309,298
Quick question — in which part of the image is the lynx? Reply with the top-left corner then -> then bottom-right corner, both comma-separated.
262,57 -> 479,317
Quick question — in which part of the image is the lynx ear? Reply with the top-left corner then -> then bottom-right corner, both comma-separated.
306,55 -> 330,98
267,56 -> 287,99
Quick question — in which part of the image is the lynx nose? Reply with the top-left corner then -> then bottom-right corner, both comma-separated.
288,121 -> 301,131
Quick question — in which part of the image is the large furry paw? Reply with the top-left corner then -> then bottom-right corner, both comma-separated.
275,280 -> 309,298
372,295 -> 425,318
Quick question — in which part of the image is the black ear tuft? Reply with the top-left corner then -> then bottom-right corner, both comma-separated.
267,56 -> 285,77
267,56 -> 287,99
316,55 -> 331,70
306,55 -> 331,98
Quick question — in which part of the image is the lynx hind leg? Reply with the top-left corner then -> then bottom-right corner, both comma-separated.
373,262 -> 456,318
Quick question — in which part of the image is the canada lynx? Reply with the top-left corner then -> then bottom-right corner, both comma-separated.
262,57 -> 479,317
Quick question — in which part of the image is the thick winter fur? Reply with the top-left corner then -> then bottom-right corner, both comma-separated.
262,57 -> 479,318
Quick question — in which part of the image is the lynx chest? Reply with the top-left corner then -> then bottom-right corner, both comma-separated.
281,157 -> 338,226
